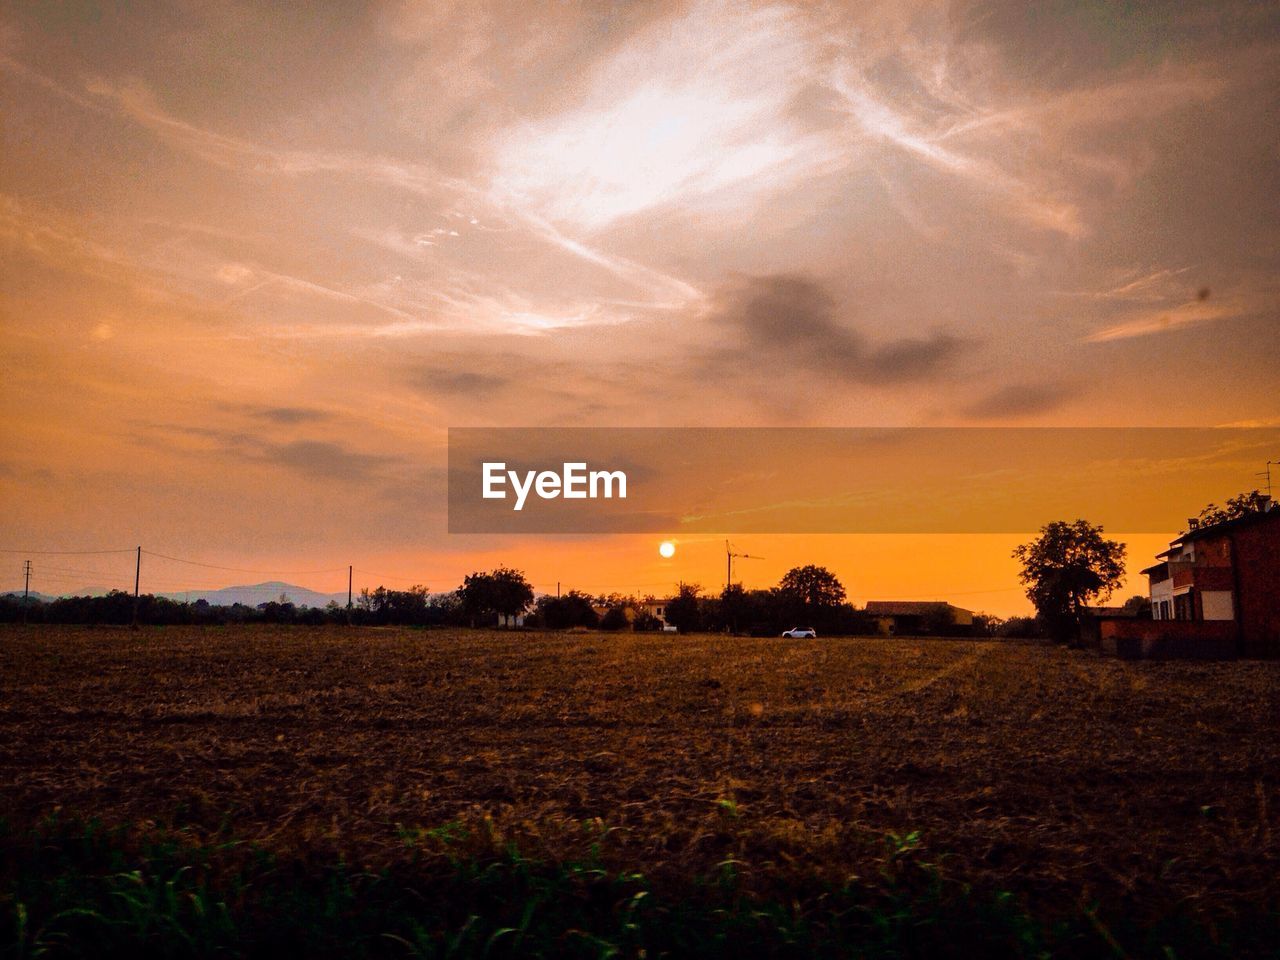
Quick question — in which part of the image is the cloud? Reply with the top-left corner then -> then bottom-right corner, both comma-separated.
244,406 -> 332,425
1083,295 -> 1251,343
143,424 -> 397,484
704,274 -> 968,383
486,0 -> 842,231
409,366 -> 513,398
261,440 -> 394,482
42,64 -> 701,326
960,383 -> 1077,420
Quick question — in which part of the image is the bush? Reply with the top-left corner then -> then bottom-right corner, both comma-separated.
599,606 -> 630,631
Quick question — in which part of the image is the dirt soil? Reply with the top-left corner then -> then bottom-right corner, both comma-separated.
2,625 -> 1278,919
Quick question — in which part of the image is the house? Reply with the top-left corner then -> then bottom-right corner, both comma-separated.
864,601 -> 974,636
1109,497 -> 1280,658
586,600 -> 675,631
640,599 -> 678,632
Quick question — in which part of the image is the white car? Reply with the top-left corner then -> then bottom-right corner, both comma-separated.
781,627 -> 817,638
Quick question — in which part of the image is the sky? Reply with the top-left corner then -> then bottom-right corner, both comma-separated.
1,0 -> 1278,614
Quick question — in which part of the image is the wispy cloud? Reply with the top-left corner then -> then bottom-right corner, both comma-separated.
486,0 -> 845,231
1084,295 -> 1252,343
3,53 -> 699,330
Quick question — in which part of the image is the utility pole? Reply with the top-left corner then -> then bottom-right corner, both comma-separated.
557,581 -> 561,598
21,560 -> 31,625
347,564 -> 353,626
131,546 -> 141,628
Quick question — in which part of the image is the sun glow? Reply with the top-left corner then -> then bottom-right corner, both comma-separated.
487,1 -> 831,231
658,540 -> 676,559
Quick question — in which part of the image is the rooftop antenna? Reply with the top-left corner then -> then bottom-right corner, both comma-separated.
1258,460 -> 1278,500
725,540 -> 764,589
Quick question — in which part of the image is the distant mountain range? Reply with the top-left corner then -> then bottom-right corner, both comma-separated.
161,581 -> 350,608
4,581 -> 349,609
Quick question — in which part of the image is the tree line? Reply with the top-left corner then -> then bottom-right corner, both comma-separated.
1,562 -> 1037,637
26,489 -> 1254,636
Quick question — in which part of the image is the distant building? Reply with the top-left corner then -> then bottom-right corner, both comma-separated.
863,600 -> 974,636
1077,603 -> 1143,647
586,600 -> 673,631
641,599 -> 677,631
1107,498 -> 1280,658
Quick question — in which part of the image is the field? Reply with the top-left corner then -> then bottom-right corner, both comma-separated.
2,626 -> 1279,958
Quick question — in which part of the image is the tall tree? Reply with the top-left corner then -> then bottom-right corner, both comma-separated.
663,582 -> 703,633
458,567 -> 534,625
776,565 -> 846,611
1013,520 -> 1126,643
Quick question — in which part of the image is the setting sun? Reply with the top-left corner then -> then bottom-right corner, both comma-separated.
658,541 -> 676,559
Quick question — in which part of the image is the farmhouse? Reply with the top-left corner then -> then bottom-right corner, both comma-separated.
1106,497 -> 1280,658
864,600 -> 974,636
587,599 -> 676,631
641,599 -> 677,630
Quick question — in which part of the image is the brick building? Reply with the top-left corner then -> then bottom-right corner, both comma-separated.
1125,499 -> 1280,658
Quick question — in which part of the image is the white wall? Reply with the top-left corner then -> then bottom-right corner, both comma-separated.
1149,578 -> 1173,618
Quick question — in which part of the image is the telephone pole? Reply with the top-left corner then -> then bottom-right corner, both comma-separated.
21,560 -> 31,625
347,564 -> 353,626
131,546 -> 141,628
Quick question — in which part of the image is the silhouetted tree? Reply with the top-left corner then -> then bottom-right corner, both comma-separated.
1122,594 -> 1151,617
972,613 -> 1002,637
1013,520 -> 1126,644
995,616 -> 1043,639
718,583 -> 749,634
598,606 -> 630,631
777,565 -> 846,610
1193,489 -> 1271,528
663,582 -> 703,633
774,565 -> 847,632
458,567 -> 534,626
534,590 -> 599,630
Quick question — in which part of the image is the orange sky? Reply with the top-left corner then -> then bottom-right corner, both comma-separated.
2,1 -> 1278,615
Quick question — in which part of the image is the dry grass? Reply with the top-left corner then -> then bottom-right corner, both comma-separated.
1,625 -> 1278,949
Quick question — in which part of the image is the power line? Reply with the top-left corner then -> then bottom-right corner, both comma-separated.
140,550 -> 346,576
0,548 -> 134,555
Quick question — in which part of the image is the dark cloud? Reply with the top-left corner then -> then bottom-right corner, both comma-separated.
409,365 -> 514,398
260,440 -> 395,481
136,423 -> 397,483
705,274 -> 969,383
961,383 -> 1077,420
244,406 -> 333,425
